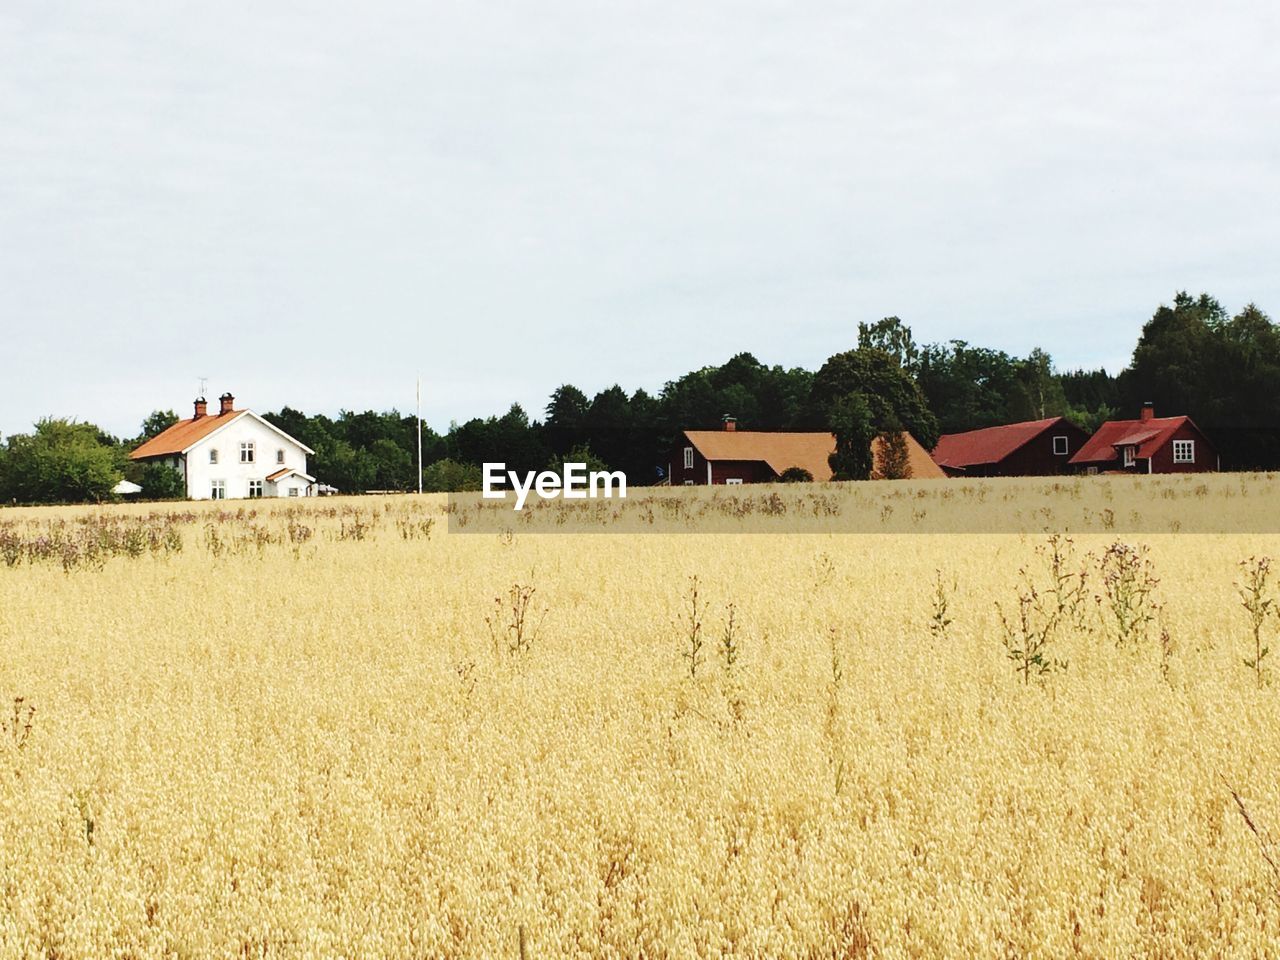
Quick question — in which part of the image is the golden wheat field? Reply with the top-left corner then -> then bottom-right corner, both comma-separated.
2,477 -> 1280,958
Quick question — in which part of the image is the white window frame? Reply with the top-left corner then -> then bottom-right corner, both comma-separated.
211,480 -> 226,500
683,480 -> 695,486
240,442 -> 255,464
276,448 -> 285,464
725,478 -> 743,485
248,480 -> 264,498
1173,439 -> 1195,463
209,448 -> 219,464
1052,435 -> 1068,456
288,487 -> 299,497
1123,445 -> 1136,467
1086,466 -> 1098,476
683,446 -> 694,469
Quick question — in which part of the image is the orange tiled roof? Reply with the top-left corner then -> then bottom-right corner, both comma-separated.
129,410 -> 244,459
684,430 -> 945,481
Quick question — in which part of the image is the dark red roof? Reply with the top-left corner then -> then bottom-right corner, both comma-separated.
931,417 -> 1068,469
1070,415 -> 1193,465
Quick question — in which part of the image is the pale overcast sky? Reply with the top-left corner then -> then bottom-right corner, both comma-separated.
2,1 -> 1277,438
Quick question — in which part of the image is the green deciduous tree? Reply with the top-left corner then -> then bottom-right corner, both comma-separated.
811,347 -> 939,449
827,393 -> 877,481
0,419 -> 123,504
139,462 -> 186,500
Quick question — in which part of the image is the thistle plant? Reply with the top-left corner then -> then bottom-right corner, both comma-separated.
1096,541 -> 1160,648
928,570 -> 955,641
679,575 -> 706,679
486,582 -> 546,658
1238,556 -> 1275,687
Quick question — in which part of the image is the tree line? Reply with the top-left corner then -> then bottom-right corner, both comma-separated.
3,291 -> 1279,503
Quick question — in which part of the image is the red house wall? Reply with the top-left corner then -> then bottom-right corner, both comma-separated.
968,423 -> 1090,477
709,460 -> 774,484
666,443 -> 776,484
1147,422 -> 1216,473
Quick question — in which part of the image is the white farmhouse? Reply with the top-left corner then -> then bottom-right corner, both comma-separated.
131,393 -> 317,500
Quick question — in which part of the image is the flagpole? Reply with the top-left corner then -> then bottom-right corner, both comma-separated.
416,378 -> 423,495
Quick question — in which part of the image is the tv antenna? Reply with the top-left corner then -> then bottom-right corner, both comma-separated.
197,376 -> 208,399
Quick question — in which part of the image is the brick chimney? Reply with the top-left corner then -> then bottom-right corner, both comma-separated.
1140,401 -> 1154,421
193,397 -> 208,419
219,392 -> 235,415
722,415 -> 737,432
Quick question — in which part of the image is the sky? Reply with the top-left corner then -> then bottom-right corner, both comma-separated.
2,0 -> 1278,439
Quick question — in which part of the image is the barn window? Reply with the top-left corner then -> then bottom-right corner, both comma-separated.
683,480 -> 695,486
210,480 -> 226,500
683,446 -> 694,469
240,442 -> 255,463
725,478 -> 743,485
1052,435 -> 1068,455
1173,439 -> 1195,463
209,448 -> 219,464
277,449 -> 285,464
1123,445 -> 1136,467
248,480 -> 263,498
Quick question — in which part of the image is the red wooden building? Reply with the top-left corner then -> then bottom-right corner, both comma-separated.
667,418 -> 945,484
931,416 -> 1089,477
1070,404 -> 1217,474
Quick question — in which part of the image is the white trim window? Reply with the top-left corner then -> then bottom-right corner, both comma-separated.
683,446 -> 694,469
1052,435 -> 1069,456
277,448 -> 285,464
1173,439 -> 1195,463
288,487 -> 299,497
248,480 -> 264,498
209,448 -> 219,464
240,442 -> 255,463
1123,445 -> 1136,467
211,480 -> 226,500
725,478 -> 743,485
683,480 -> 695,486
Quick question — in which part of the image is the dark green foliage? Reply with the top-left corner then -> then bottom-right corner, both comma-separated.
778,466 -> 814,483
138,410 -> 179,441
422,458 -> 483,493
549,443 -> 610,475
0,419 -> 123,504
811,347 -> 939,450
827,393 -> 876,481
139,462 -> 186,500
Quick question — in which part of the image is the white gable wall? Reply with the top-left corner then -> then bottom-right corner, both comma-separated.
184,414 -> 312,500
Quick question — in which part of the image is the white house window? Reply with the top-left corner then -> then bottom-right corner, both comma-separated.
683,446 -> 694,469
209,448 -> 218,464
211,480 -> 226,500
276,449 -> 285,464
725,478 -> 743,485
248,480 -> 264,498
240,442 -> 255,463
1123,445 -> 1136,467
288,487 -> 299,497
1052,435 -> 1068,456
1173,439 -> 1195,463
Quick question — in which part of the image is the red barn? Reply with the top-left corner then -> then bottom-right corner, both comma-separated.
1070,404 -> 1217,474
931,417 -> 1090,477
668,418 -> 945,484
